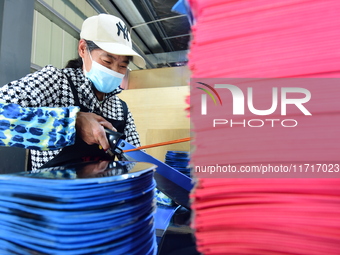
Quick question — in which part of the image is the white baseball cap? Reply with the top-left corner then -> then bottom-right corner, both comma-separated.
80,14 -> 145,68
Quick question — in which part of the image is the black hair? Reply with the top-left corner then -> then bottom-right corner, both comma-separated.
65,40 -> 100,68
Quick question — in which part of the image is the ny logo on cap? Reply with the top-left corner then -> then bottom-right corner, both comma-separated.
116,22 -> 129,42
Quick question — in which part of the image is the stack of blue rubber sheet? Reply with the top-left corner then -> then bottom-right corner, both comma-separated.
165,151 -> 191,177
0,161 -> 157,255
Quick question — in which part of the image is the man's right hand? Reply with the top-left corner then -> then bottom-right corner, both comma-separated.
75,112 -> 116,151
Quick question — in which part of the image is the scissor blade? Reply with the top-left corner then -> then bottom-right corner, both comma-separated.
120,153 -> 137,161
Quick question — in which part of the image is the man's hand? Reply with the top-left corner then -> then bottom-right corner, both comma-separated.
75,112 -> 116,151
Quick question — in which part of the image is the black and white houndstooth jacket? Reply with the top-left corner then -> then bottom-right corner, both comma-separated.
0,65 -> 141,169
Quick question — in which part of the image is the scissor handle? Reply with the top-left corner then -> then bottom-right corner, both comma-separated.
104,129 -> 126,155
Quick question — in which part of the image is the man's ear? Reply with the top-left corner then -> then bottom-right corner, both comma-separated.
78,39 -> 87,58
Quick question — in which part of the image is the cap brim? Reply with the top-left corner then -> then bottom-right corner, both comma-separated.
93,41 -> 145,68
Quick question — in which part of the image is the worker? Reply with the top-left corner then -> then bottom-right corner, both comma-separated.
0,14 -> 145,169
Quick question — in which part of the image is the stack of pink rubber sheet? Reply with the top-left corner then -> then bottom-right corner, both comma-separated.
188,0 -> 340,254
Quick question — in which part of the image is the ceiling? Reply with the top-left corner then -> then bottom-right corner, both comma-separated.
86,0 -> 192,69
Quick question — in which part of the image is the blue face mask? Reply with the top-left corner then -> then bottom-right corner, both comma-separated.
84,53 -> 125,94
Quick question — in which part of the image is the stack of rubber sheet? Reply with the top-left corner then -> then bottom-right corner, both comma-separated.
0,161 -> 157,255
187,0 -> 340,254
165,151 -> 191,177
